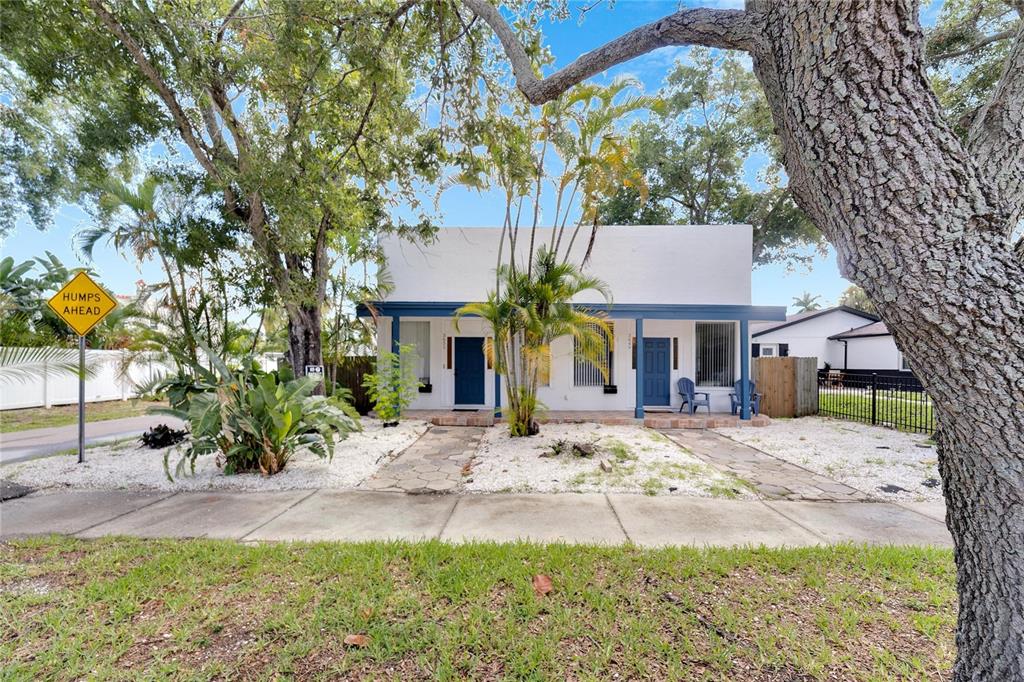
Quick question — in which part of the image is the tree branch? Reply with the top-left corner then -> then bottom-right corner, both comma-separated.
967,23 -> 1024,231
928,28 -> 1016,62
217,0 -> 245,44
86,0 -> 220,180
461,0 -> 754,104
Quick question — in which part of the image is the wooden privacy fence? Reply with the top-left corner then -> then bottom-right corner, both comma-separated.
752,356 -> 818,418
325,356 -> 375,415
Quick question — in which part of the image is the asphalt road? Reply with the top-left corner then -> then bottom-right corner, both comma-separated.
0,415 -> 187,465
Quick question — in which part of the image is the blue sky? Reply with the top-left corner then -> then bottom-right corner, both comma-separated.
3,0 -> 944,311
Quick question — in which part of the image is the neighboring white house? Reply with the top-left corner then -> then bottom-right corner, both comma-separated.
827,321 -> 912,373
750,306 -> 909,374
358,226 -> 785,417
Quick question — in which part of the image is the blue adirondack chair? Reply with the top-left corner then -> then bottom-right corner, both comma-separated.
677,378 -> 711,415
729,380 -> 762,416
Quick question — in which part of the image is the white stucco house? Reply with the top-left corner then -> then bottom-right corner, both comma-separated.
750,306 -> 910,374
358,226 -> 785,418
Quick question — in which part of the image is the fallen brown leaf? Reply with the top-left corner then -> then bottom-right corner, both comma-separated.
359,607 -> 374,619
532,574 -> 553,597
344,634 -> 370,647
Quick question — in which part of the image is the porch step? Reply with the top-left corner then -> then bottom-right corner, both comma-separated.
430,413 -> 495,427
642,414 -> 771,429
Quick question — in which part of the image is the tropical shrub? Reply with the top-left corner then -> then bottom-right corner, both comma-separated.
363,344 -> 423,426
155,353 -> 360,478
140,423 -> 188,449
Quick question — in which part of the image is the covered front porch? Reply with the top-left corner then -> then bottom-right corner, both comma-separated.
358,301 -> 786,421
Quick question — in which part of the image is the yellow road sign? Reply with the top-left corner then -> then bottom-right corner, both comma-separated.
46,272 -> 118,337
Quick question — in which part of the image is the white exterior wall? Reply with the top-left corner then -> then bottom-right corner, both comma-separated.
379,317 -> 496,410
380,317 -> 743,413
382,225 -> 753,306
843,335 -> 904,371
753,310 -> 875,369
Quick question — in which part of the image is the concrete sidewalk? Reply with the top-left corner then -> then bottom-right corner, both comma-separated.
0,416 -> 186,465
0,489 -> 952,548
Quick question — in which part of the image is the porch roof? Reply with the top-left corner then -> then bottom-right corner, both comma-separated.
356,301 -> 786,322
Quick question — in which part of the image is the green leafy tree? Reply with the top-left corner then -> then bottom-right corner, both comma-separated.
1,1 -> 476,381
926,0 -> 1023,137
791,292 -> 822,313
363,344 -> 423,426
598,48 -> 826,268
837,285 -> 877,314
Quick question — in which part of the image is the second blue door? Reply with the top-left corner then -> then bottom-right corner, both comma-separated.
454,337 -> 486,405
642,337 -> 671,406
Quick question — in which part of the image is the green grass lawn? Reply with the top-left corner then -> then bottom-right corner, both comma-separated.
819,391 -> 935,433
0,399 -> 166,433
0,537 -> 956,680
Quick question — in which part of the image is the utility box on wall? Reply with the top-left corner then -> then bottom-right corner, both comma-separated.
752,356 -> 819,417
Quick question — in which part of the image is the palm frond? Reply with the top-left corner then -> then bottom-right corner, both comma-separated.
0,346 -> 97,384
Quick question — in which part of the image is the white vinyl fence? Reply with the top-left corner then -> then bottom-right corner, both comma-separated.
0,348 -> 175,411
0,348 -> 285,411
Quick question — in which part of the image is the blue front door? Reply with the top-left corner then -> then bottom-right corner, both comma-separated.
454,337 -> 486,405
643,337 -> 671,406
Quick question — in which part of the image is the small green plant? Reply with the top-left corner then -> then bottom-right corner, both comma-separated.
154,349 -> 360,478
362,344 -> 423,426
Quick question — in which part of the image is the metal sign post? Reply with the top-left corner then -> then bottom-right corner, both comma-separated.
45,272 -> 118,465
78,335 -> 85,464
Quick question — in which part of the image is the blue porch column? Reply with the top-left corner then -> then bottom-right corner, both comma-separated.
739,318 -> 751,420
494,372 -> 502,417
634,318 -> 644,419
391,316 -> 400,355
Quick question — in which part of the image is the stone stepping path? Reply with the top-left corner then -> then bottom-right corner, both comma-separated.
660,429 -> 870,502
362,427 -> 485,494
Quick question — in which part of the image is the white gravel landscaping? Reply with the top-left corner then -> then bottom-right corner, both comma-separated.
464,423 -> 755,498
715,417 -> 940,501
4,419 -> 428,492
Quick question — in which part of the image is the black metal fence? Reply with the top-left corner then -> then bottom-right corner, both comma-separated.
817,370 -> 935,434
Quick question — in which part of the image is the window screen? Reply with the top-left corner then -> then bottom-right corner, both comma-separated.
696,321 -> 735,387
399,321 -> 430,382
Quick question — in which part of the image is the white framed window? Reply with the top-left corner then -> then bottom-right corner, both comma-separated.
696,321 -> 736,387
574,322 -> 614,386
760,344 -> 777,357
399,320 -> 430,383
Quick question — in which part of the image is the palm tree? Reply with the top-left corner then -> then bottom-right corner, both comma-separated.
78,175 -> 199,363
457,246 -> 611,437
792,292 -> 822,313
447,78 -> 651,284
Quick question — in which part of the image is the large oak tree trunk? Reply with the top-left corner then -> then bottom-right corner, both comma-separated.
286,303 -> 324,393
746,1 -> 1024,676
469,0 -> 1024,673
